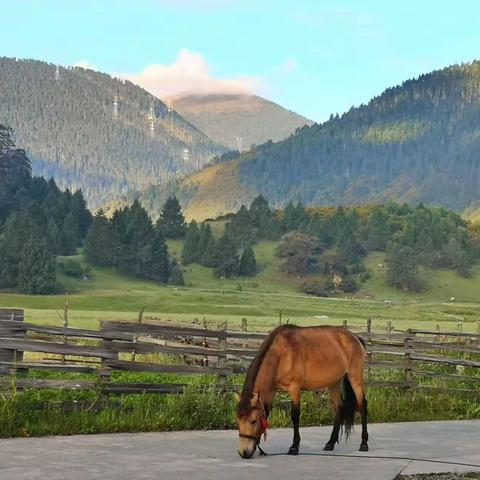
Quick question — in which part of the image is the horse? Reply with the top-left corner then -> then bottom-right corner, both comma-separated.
234,324 -> 369,459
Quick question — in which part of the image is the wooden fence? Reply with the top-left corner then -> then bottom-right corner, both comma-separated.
0,309 -> 479,395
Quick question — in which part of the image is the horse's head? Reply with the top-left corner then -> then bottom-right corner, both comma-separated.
234,391 -> 268,459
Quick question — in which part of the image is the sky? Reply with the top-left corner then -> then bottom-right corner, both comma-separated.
2,0 -> 480,121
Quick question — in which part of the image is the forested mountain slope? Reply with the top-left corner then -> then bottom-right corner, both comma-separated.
0,57 -> 224,207
171,93 -> 314,150
133,61 -> 480,220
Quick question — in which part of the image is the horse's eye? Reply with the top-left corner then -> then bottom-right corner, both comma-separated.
250,420 -> 257,425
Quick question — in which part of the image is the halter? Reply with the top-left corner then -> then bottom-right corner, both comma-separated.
238,397 -> 269,456
238,433 -> 267,456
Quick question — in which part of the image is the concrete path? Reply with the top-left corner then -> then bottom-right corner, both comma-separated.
0,420 -> 479,480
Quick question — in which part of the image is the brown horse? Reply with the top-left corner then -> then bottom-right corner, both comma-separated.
235,324 -> 368,459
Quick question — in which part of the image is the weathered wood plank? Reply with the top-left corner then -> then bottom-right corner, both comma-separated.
101,321 -> 227,339
111,341 -> 225,357
410,329 -> 480,339
410,340 -> 480,355
0,361 -> 98,374
411,353 -> 480,368
104,360 -> 233,376
414,369 -> 480,383
0,338 -> 115,359
0,379 -> 97,390
0,309 -> 24,321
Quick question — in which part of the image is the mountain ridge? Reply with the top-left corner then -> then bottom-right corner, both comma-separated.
169,93 -> 314,150
128,60 -> 480,220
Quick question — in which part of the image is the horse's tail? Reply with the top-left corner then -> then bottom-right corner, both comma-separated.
342,375 -> 356,439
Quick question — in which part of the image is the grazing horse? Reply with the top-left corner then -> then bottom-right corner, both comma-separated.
235,324 -> 369,459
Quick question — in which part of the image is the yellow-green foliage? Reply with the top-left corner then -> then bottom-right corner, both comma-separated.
363,121 -> 427,144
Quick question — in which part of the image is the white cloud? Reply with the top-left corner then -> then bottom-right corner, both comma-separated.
119,49 -> 263,100
73,60 -> 98,70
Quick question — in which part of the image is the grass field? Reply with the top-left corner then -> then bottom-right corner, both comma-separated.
0,241 -> 479,333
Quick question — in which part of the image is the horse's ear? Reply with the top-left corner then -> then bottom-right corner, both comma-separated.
233,392 -> 241,403
250,391 -> 259,407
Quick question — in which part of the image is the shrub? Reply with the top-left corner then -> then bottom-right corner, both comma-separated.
60,259 -> 85,278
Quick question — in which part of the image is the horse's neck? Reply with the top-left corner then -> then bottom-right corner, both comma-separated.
253,349 -> 277,413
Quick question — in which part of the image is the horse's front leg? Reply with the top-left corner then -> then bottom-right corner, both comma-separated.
288,386 -> 301,455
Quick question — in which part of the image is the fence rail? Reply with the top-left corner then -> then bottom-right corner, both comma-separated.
0,309 -> 479,396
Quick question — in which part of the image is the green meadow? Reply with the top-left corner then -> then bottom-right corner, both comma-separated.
0,241 -> 479,333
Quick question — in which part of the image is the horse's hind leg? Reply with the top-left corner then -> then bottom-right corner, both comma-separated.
346,368 -> 369,452
287,385 -> 301,455
324,382 -> 343,451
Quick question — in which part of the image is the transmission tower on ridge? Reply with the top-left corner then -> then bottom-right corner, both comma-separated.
148,103 -> 156,134
236,136 -> 243,152
113,95 -> 119,119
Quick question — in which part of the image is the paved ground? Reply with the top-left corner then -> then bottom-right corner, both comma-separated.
0,420 -> 479,480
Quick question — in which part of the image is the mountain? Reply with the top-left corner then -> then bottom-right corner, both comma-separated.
169,93 -> 314,150
0,57 -> 225,207
132,61 -> 480,220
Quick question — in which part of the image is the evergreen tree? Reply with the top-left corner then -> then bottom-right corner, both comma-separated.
58,211 -> 80,255
197,223 -> 213,257
201,236 -> 218,268
249,195 -> 278,239
214,234 -> 240,278
181,221 -> 200,264
386,241 -> 423,292
84,209 -> 115,266
17,237 -> 57,294
239,244 -> 257,277
157,196 -> 186,239
140,230 -> 171,282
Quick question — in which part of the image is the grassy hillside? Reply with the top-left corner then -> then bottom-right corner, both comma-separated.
134,60 -> 480,220
1,241 -> 479,333
171,93 -> 314,150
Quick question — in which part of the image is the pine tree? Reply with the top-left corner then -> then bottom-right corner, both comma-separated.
84,209 -> 115,266
239,244 -> 257,277
17,237 -> 57,294
201,236 -> 218,268
197,223 -> 213,258
181,221 -> 200,264
214,234 -> 239,278
58,211 -> 80,255
157,196 -> 186,239
141,230 -> 171,282
386,241 -> 422,292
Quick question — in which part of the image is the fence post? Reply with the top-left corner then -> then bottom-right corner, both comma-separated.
242,318 -> 248,348
386,321 -> 392,340
342,320 -> 348,328
278,311 -> 283,325
366,317 -> 372,334
404,330 -> 415,391
0,309 -> 25,375
217,323 -> 228,392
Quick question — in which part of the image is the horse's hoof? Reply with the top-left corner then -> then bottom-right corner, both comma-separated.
288,447 -> 299,455
323,443 -> 334,451
359,444 -> 369,452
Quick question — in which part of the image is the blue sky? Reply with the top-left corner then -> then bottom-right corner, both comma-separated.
2,0 -> 480,121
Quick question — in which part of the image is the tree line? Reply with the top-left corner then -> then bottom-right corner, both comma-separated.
201,195 -> 480,294
0,125 -> 92,294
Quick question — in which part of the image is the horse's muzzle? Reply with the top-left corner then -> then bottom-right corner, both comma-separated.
238,447 -> 255,459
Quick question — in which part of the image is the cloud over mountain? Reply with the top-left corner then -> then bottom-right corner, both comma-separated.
120,49 -> 263,100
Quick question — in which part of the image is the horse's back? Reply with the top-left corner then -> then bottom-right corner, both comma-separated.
272,325 -> 365,390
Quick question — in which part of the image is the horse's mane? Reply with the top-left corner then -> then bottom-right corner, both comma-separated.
237,324 -> 298,414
